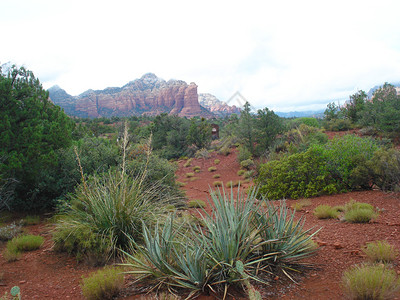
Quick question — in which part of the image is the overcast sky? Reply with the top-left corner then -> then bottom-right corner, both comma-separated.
2,0 -> 400,112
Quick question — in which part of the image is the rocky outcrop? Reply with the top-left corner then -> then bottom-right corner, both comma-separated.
49,74 -> 205,118
199,93 -> 241,117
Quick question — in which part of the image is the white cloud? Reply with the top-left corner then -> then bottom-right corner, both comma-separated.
2,0 -> 400,111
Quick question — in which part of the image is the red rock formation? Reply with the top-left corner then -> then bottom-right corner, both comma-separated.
50,74 -> 209,118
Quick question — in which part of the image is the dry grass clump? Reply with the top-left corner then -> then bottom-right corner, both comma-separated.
342,264 -> 400,300
213,181 -> 223,187
185,172 -> 195,178
226,181 -> 240,188
213,174 -> 221,179
188,199 -> 206,209
3,234 -> 44,262
183,158 -> 193,168
192,166 -> 201,172
291,199 -> 312,211
363,241 -> 398,264
237,170 -> 245,176
176,181 -> 187,187
313,205 -> 339,219
214,159 -> 220,165
81,266 -> 124,300
208,166 -> 217,172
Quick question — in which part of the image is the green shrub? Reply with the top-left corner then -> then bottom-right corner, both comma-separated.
363,241 -> 398,264
185,172 -> 195,178
214,159 -> 220,165
81,267 -> 124,300
369,148 -> 400,191
53,169 -> 173,263
213,174 -> 221,179
344,208 -> 378,223
243,170 -> 255,179
188,199 -> 206,208
208,166 -> 217,172
183,158 -> 193,168
342,264 -> 400,300
22,215 -> 40,226
256,147 -> 337,200
195,148 -> 210,160
240,159 -> 254,170
237,145 -> 252,163
226,181 -> 240,188
323,119 -> 352,131
4,234 -> 44,262
213,181 -> 223,187
313,205 -> 339,219
192,166 -> 201,172
218,146 -> 231,156
237,170 -> 245,176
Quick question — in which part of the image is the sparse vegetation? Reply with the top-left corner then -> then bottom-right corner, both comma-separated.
213,174 -> 221,179
237,169 -> 245,176
188,199 -> 206,208
3,234 -> 44,262
22,215 -> 40,226
342,264 -> 400,300
185,172 -> 195,178
183,158 -> 193,168
344,201 -> 378,223
81,267 -> 124,300
213,181 -> 223,187
226,180 -> 240,188
291,199 -> 312,211
192,166 -> 201,172
214,159 -> 220,165
208,166 -> 217,172
363,241 -> 398,264
313,205 -> 339,219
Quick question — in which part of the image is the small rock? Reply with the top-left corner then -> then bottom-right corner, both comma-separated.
19,280 -> 26,284
274,276 -> 279,281
333,242 -> 343,249
311,273 -> 317,277
317,240 -> 327,246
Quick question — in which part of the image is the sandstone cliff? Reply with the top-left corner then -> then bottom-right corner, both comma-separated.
49,74 -> 206,118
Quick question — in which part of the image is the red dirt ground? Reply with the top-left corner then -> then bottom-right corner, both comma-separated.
1,147 -> 400,299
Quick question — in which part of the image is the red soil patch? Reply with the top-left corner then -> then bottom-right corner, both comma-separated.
1,148 -> 400,299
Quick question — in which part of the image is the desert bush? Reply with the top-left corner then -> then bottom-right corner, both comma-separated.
237,169 -> 245,176
0,222 -> 23,241
213,181 -> 222,187
344,208 -> 378,223
22,215 -> 40,226
188,199 -> 206,209
183,158 -> 192,168
4,234 -> 44,262
195,148 -> 210,160
218,146 -> 231,156
81,266 -> 124,300
240,159 -> 254,170
256,147 -> 337,199
214,159 -> 220,165
369,148 -> 400,192
363,241 -> 398,264
342,264 -> 400,300
212,174 -> 221,179
185,172 -> 195,178
291,199 -> 312,211
323,118 -> 352,131
226,181 -> 240,188
53,168 -> 174,263
208,166 -> 217,172
237,145 -> 252,162
192,166 -> 201,172
243,170 -> 255,179
313,205 -> 340,219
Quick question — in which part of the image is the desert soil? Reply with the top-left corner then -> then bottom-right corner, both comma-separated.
1,145 -> 400,299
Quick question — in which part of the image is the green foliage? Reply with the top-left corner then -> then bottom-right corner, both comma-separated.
342,90 -> 367,123
323,118 -> 352,131
324,102 -> 340,121
212,174 -> 221,179
4,234 -> 44,261
188,199 -> 206,208
363,241 -> 398,264
194,148 -> 210,159
185,172 -> 195,178
369,148 -> 400,191
344,208 -> 378,223
0,65 -> 75,210
256,147 -> 337,200
289,117 -> 320,128
283,124 -> 328,153
183,158 -> 192,167
192,166 -> 201,172
313,205 -> 339,219
53,168 -> 174,263
123,187 -> 318,297
22,215 -> 40,225
208,166 -> 217,172
237,145 -> 252,163
187,118 -> 212,150
240,159 -> 254,170
237,169 -> 245,176
342,264 -> 400,300
81,267 -> 124,300
214,159 -> 220,165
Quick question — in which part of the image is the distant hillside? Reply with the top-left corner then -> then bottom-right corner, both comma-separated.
198,93 -> 241,117
367,82 -> 400,98
275,110 -> 325,118
49,74 -> 216,118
